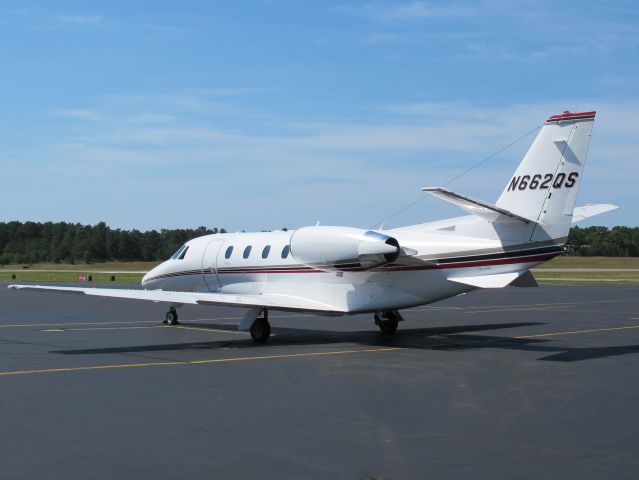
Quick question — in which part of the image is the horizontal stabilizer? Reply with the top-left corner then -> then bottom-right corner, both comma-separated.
422,187 -> 536,224
448,271 -> 525,288
572,204 -> 618,224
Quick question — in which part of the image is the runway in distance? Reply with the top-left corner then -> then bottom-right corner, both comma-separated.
10,111 -> 617,343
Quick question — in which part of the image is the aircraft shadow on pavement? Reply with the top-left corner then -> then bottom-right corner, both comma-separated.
50,320 -> 639,363
52,321 -> 536,354
422,332 -> 639,362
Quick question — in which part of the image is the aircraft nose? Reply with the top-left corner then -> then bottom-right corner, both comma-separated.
141,266 -> 158,288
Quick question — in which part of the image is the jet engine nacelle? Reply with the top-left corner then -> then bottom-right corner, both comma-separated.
289,226 -> 400,271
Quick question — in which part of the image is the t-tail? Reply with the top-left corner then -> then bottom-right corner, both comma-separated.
421,111 -> 616,245
495,111 -> 596,242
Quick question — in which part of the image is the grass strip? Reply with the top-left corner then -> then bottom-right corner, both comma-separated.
2,271 -> 143,283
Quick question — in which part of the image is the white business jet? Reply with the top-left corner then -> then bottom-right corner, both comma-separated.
9,111 -> 617,343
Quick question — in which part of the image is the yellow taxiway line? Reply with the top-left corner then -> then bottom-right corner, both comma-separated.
0,320 -> 160,329
0,347 -> 401,377
45,326 -> 163,332
515,324 -> 639,339
3,324 -> 638,378
0,317 -> 245,330
173,325 -> 249,335
39,324 -> 248,334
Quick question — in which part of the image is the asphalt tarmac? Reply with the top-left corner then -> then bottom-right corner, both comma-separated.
1,282 -> 638,479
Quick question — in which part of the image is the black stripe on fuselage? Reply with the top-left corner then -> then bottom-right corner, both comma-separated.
434,244 -> 563,265
142,244 -> 564,282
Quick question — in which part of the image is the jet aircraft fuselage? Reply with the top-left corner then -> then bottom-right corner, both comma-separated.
10,111 -> 617,342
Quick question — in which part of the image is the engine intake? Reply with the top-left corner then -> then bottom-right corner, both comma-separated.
289,226 -> 400,271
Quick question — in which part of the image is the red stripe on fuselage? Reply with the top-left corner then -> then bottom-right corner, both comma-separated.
146,251 -> 559,282
217,269 -> 322,274
381,252 -> 558,272
215,252 -> 558,275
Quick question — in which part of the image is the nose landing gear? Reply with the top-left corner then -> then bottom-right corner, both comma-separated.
374,310 -> 403,335
163,306 -> 181,326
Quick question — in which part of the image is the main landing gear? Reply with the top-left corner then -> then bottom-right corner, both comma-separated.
239,307 -> 271,343
374,310 -> 404,335
250,310 -> 271,343
163,306 -> 181,326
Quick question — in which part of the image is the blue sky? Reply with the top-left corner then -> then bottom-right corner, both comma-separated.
1,1 -> 637,231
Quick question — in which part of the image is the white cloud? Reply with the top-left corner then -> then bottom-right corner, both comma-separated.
96,127 -> 241,145
343,1 -> 481,22
25,96 -> 639,229
126,113 -> 175,125
50,109 -> 104,121
56,14 -> 103,24
364,32 -> 406,44
102,93 -> 215,114
460,42 -> 609,64
596,74 -> 637,88
134,22 -> 190,34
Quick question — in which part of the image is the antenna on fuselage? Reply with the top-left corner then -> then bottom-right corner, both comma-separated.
368,124 -> 541,230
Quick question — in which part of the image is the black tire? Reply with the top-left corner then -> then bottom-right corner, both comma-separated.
250,318 -> 271,343
377,318 -> 399,335
375,312 -> 399,335
165,309 -> 180,325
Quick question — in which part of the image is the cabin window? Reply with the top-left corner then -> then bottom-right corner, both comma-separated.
243,246 -> 252,259
170,245 -> 187,260
225,246 -> 233,259
262,245 -> 271,259
177,246 -> 189,260
281,245 -> 290,259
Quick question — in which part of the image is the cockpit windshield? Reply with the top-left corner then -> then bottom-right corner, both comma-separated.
170,245 -> 189,260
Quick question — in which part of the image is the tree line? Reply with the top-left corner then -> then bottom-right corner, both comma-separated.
567,226 -> 639,256
0,221 -> 225,264
0,222 -> 637,265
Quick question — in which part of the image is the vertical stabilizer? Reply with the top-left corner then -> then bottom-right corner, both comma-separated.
495,111 -> 595,241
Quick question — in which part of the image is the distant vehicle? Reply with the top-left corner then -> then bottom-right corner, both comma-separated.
10,111 -> 616,343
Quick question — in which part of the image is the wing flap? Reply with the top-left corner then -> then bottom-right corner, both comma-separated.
8,285 -> 345,314
422,187 -> 536,224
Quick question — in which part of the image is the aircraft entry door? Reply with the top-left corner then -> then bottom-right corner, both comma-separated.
202,239 -> 224,292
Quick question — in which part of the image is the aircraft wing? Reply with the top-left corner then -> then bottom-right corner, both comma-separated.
7,285 -> 345,314
421,187 -> 536,224
572,204 -> 618,224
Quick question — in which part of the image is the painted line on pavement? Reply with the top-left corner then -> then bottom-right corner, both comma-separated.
5,323 -> 639,377
516,324 -> 639,339
0,347 -> 401,377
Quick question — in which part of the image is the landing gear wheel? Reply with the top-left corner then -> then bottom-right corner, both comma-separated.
378,317 -> 398,335
375,312 -> 399,335
250,318 -> 271,343
164,307 -> 180,325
